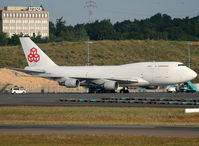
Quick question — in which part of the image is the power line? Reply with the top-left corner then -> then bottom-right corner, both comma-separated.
84,0 -> 97,23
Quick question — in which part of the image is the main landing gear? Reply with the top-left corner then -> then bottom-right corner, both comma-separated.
120,87 -> 129,93
88,87 -> 129,94
88,88 -> 116,93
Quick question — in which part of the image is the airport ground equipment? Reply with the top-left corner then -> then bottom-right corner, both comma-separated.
167,85 -> 176,93
168,81 -> 198,93
178,81 -> 198,93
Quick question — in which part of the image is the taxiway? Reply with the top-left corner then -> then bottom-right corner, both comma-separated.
0,124 -> 198,137
0,93 -> 199,107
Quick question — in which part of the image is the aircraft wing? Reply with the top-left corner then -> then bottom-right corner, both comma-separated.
21,73 -> 140,84
7,68 -> 144,85
106,78 -> 138,84
30,73 -> 64,80
7,67 -> 45,74
73,77 -> 139,84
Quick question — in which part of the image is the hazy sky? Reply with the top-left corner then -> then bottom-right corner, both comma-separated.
0,0 -> 199,25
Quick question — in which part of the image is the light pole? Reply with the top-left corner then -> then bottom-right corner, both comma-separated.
187,42 -> 192,68
85,39 -> 92,66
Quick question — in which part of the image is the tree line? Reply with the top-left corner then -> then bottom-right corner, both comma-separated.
0,13 -> 199,46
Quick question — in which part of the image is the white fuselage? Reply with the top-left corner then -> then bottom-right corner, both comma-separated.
19,37 -> 198,90
38,61 -> 197,87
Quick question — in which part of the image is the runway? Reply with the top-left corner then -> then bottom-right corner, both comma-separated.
0,93 -> 199,107
1,92 -> 199,98
0,124 -> 198,137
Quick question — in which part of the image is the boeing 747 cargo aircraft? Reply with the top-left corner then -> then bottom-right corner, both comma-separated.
9,37 -> 197,93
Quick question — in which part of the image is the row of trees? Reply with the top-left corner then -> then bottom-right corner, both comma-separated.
0,33 -> 49,46
49,13 -> 199,41
0,13 -> 199,46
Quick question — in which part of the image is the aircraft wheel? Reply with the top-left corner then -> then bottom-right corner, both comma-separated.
120,89 -> 129,93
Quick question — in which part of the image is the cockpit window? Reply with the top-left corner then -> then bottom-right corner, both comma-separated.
178,64 -> 185,66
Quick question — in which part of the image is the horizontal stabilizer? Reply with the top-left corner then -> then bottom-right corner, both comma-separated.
6,67 -> 45,74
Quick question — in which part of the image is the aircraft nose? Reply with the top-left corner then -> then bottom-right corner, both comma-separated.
189,69 -> 197,80
192,70 -> 197,79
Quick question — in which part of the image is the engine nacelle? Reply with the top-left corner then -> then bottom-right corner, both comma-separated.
64,79 -> 80,88
104,81 -> 119,90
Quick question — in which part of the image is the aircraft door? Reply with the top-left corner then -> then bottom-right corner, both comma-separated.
142,62 -> 155,83
153,63 -> 169,84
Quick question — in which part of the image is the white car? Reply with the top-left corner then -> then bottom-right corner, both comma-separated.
10,87 -> 26,94
167,86 -> 176,93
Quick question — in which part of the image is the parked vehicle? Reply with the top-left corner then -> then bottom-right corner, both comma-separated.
10,87 -> 26,94
167,85 -> 176,93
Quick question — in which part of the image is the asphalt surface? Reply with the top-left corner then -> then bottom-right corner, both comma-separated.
0,93 -> 199,107
0,124 -> 198,137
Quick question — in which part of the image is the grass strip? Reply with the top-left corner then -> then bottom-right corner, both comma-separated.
0,106 -> 199,126
0,135 -> 199,146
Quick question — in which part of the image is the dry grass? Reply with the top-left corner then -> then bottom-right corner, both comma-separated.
0,135 -> 199,146
0,68 -> 85,92
0,107 -> 199,126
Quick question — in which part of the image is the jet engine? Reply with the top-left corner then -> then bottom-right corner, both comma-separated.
103,81 -> 119,90
64,79 -> 80,88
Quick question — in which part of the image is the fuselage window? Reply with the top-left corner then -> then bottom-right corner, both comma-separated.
178,64 -> 185,66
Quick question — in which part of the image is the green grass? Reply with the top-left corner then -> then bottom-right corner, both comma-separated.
0,135 -> 199,146
0,106 -> 199,126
